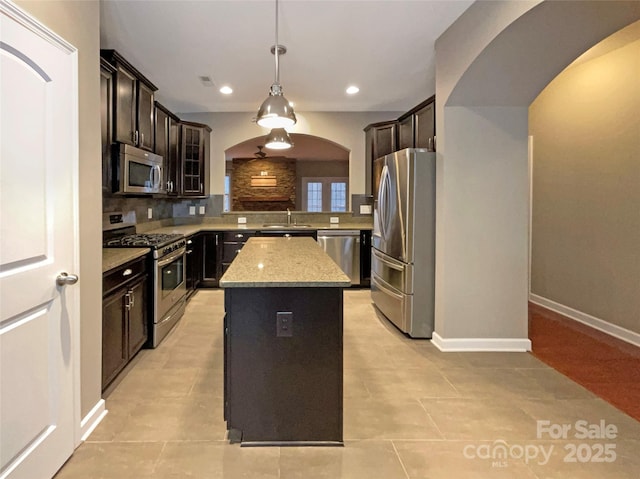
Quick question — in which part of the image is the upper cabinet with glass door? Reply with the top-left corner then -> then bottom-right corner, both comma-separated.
180,121 -> 212,198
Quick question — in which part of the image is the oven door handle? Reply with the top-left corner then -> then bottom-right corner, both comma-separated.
157,248 -> 186,268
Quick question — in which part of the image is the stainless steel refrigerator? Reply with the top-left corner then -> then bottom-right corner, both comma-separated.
371,148 -> 436,338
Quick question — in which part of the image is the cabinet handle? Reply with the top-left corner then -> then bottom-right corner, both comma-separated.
200,182 -> 203,193
186,250 -> 192,255
140,133 -> 144,148
122,268 -> 133,277
215,234 -> 219,246
124,292 -> 132,311
235,234 -> 243,239
187,240 -> 193,245
128,289 -> 135,308
133,130 -> 139,145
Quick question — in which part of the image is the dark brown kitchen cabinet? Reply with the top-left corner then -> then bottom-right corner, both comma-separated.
154,104 -> 168,159
180,121 -> 212,197
185,234 -> 203,299
222,231 -> 256,275
100,50 -> 158,152
364,120 -> 397,194
100,58 -> 116,194
137,82 -> 155,151
201,232 -> 222,288
102,289 -> 127,389
102,256 -> 148,391
398,114 -> 414,150
126,278 -> 148,357
397,96 -> 436,151
224,287 -> 343,444
360,229 -> 372,287
414,98 -> 435,150
154,102 -> 180,195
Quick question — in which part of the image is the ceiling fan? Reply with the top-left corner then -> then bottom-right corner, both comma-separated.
254,145 -> 268,159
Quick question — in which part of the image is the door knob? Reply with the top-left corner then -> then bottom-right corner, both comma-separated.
56,272 -> 79,286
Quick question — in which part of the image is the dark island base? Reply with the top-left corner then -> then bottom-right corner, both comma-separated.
224,287 -> 344,446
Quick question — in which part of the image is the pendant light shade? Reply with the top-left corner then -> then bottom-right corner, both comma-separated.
255,0 -> 297,129
265,128 -> 294,150
257,84 -> 296,128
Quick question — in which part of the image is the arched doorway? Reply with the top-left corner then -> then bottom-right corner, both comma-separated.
224,134 -> 350,212
432,0 -> 640,350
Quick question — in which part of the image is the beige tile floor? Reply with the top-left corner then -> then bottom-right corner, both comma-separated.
55,290 -> 640,478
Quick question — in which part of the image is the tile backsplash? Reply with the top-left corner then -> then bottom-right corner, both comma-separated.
103,193 -> 372,228
103,194 -> 225,225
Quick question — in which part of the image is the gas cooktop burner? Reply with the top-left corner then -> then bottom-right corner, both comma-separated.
104,233 -> 184,249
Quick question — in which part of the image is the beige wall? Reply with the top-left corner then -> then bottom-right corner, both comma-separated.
530,39 -> 640,334
179,111 -> 399,199
16,0 -> 102,419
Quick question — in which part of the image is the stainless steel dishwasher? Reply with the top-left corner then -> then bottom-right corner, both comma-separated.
317,230 -> 360,286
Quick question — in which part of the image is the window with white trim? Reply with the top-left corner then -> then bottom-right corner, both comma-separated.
301,177 -> 349,212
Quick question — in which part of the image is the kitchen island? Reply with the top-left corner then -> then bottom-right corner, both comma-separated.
220,237 -> 350,446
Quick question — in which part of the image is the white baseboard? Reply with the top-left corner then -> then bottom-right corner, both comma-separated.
529,293 -> 640,348
432,332 -> 532,352
79,399 -> 107,442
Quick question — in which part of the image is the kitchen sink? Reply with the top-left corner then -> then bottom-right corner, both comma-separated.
262,223 -> 313,228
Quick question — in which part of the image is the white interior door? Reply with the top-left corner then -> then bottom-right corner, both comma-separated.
0,3 -> 79,479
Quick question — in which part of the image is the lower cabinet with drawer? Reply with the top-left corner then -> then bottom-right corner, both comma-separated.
222,231 -> 256,275
102,256 -> 148,391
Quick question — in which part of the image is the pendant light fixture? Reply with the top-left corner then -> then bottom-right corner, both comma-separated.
256,0 -> 296,130
265,128 -> 294,150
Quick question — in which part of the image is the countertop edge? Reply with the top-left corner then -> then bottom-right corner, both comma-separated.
102,247 -> 150,273
219,280 -> 351,288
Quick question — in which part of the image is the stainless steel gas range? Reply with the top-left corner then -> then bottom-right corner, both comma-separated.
103,212 -> 187,347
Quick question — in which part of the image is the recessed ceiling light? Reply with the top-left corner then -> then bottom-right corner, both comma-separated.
346,85 -> 360,95
288,101 -> 294,107
219,86 -> 233,95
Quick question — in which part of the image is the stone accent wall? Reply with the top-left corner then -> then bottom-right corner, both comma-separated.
231,157 -> 296,211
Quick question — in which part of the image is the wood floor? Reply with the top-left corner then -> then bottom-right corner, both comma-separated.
529,302 -> 640,422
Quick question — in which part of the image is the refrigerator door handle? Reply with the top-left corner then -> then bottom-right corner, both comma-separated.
372,248 -> 404,271
379,165 -> 390,241
372,274 -> 403,300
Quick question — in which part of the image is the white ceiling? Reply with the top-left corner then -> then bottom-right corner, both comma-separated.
100,0 -> 473,114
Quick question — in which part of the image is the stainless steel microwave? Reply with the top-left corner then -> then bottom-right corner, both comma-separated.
114,143 -> 164,195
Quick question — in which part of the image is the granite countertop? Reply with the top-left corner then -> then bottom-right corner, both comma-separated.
103,221 -> 371,272
147,222 -> 371,237
103,248 -> 150,273
219,237 -> 351,288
